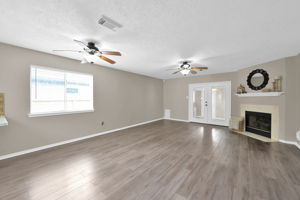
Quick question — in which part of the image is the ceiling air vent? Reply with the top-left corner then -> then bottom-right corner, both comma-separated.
98,15 -> 122,31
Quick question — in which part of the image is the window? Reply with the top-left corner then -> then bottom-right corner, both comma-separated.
30,66 -> 93,117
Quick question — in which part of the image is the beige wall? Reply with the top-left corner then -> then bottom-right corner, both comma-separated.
285,55 -> 300,142
164,56 -> 300,142
0,43 -> 163,156
0,41 -> 299,156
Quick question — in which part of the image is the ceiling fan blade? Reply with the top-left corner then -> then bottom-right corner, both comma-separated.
101,51 -> 121,56
99,55 -> 116,64
53,50 -> 83,53
74,39 -> 88,47
190,70 -> 197,74
172,70 -> 181,74
191,66 -> 208,69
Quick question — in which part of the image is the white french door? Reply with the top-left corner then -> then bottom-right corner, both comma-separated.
189,81 -> 231,126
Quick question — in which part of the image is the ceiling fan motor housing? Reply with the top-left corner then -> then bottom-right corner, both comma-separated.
87,42 -> 99,52
181,61 -> 190,69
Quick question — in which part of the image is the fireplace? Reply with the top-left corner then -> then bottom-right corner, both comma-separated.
245,111 -> 272,138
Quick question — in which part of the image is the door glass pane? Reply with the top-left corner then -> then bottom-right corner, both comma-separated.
193,89 -> 204,118
212,87 -> 225,120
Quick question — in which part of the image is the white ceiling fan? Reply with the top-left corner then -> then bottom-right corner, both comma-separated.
53,40 -> 122,64
170,61 -> 208,76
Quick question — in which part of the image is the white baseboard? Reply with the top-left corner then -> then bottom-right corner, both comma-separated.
0,118 -> 163,160
165,118 -> 190,122
279,140 -> 300,150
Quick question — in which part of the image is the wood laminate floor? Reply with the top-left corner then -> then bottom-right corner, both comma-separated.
0,120 -> 300,200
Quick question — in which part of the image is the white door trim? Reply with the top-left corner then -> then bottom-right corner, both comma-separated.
188,81 -> 231,126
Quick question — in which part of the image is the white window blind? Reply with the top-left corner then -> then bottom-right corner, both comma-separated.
30,66 -> 93,117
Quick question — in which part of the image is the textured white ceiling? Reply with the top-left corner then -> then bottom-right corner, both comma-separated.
0,0 -> 300,79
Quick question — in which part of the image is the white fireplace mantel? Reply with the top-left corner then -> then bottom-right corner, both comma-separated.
235,92 -> 284,97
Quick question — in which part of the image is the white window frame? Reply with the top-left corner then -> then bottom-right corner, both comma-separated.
29,65 -> 94,117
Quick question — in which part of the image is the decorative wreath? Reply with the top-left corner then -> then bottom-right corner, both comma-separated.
247,69 -> 269,91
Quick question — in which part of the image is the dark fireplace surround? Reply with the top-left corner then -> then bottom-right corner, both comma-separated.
245,111 -> 272,138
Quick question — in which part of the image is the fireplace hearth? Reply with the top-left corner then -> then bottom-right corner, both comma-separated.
245,111 -> 272,138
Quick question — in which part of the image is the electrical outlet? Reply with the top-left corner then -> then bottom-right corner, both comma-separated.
101,121 -> 104,126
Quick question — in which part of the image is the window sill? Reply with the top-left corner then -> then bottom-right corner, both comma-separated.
28,109 -> 94,118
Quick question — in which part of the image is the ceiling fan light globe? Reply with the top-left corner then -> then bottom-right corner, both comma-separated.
180,69 -> 190,75
182,64 -> 190,69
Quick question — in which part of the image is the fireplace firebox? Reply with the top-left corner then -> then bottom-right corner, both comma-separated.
245,111 -> 271,138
